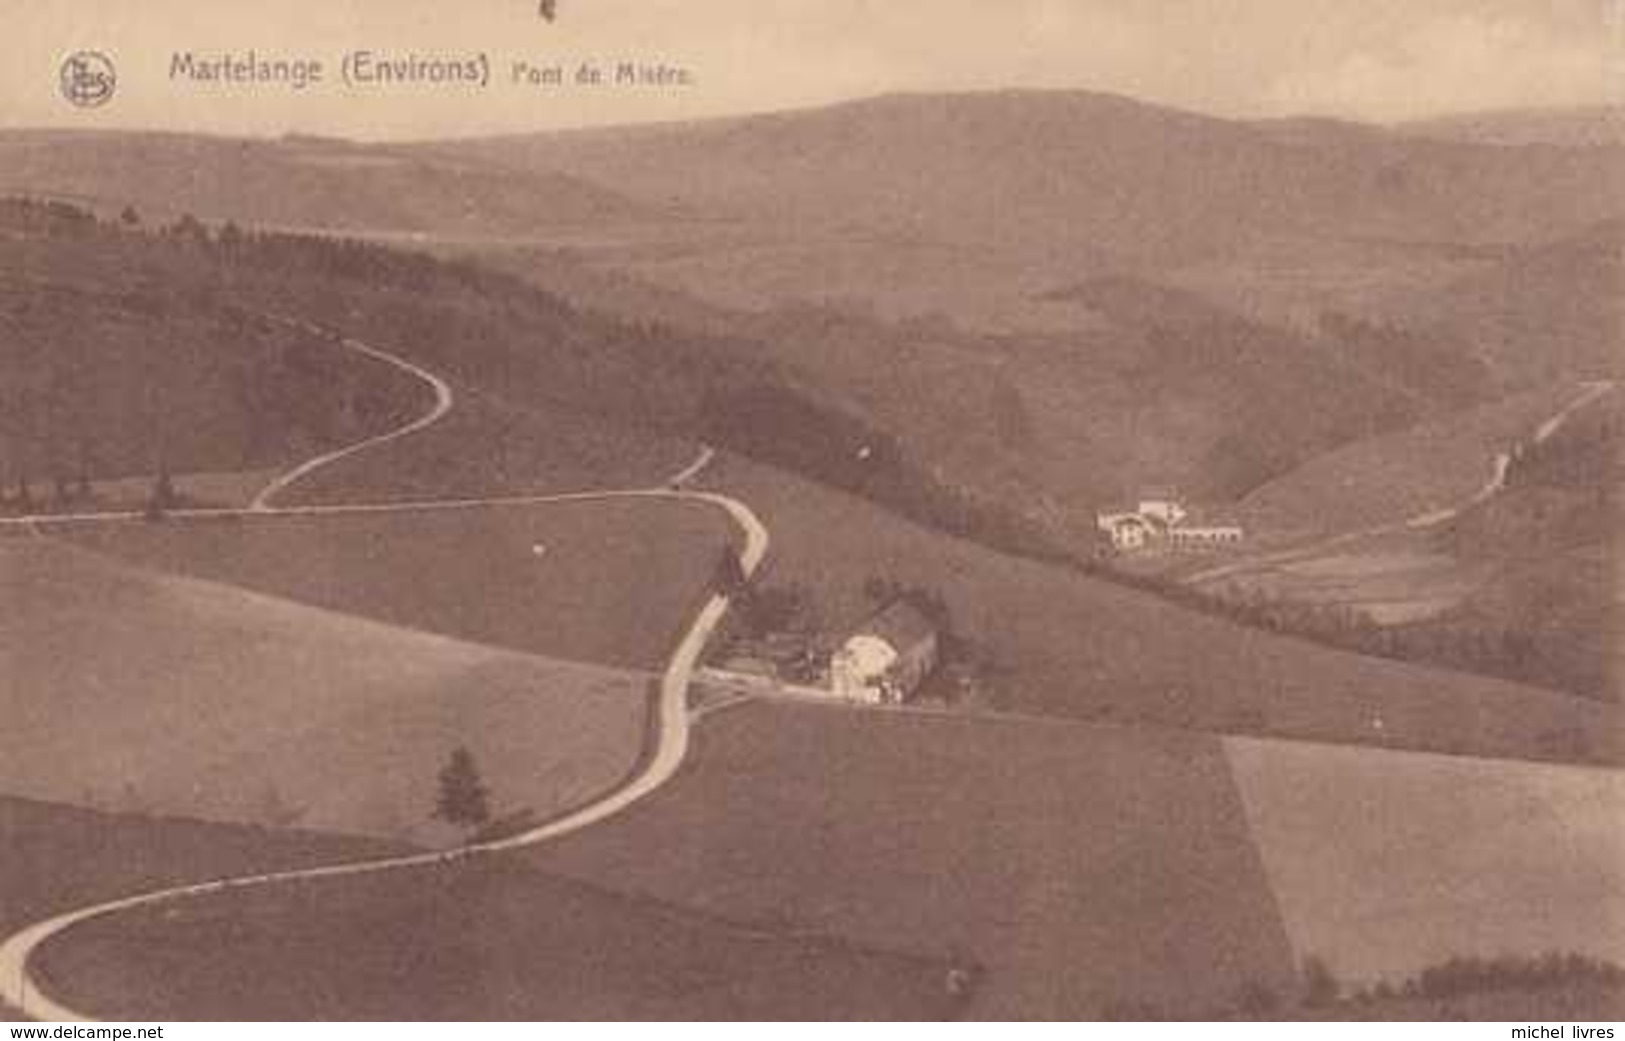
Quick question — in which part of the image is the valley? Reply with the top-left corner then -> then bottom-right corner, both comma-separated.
2,88 -> 1621,1023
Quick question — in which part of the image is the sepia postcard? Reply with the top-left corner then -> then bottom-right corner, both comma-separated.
1,0 -> 1622,1026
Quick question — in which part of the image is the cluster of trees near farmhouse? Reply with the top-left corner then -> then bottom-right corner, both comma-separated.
715,560 -> 997,706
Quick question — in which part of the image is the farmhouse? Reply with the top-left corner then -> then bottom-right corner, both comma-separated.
829,600 -> 939,704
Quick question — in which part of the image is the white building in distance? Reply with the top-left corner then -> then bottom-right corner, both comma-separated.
1097,493 -> 1243,554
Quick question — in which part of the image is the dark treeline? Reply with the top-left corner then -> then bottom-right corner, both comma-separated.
1204,952 -> 1625,1022
1407,953 -> 1624,1002
700,382 -> 1063,562
1503,401 -> 1622,494
1095,560 -> 1612,728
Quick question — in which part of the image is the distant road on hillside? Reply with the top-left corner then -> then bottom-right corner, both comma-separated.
1187,380 -> 1618,587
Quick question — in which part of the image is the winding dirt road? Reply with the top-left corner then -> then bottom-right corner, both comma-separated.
248,315 -> 457,512
0,322 -> 760,1022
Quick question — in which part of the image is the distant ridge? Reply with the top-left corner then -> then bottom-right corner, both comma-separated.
1396,105 -> 1625,147
0,130 -> 650,234
428,88 -> 1625,261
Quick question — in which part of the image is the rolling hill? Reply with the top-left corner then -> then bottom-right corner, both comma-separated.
526,701 -> 1298,1020
0,197 -> 818,508
1,534 -> 655,844
515,704 -> 1625,1018
1230,384 -> 1583,539
1228,735 -> 1625,987
9,90 -> 1617,531
1,795 -> 400,959
0,130 -> 648,235
443,91 -> 1625,269
705,454 -> 1625,766
0,199 -> 429,491
1397,105 -> 1625,148
58,497 -> 730,672
1392,218 -> 1625,387
5,97 -> 1622,1022
12,90 -> 1621,335
32,852 -> 954,1021
424,92 -> 1619,513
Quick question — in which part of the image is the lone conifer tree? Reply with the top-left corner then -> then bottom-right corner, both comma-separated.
433,746 -> 490,833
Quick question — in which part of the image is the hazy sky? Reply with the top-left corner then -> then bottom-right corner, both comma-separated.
3,0 -> 1615,139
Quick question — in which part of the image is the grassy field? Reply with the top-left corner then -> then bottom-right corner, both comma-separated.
0,796 -> 402,938
32,855 -> 953,1021
2,537 -> 651,844
705,455 -> 1625,766
1226,736 -> 1625,988
58,496 -> 730,671
1232,384 -> 1581,541
18,723 -> 1625,1021
274,385 -> 699,507
1437,542 -> 1621,701
77,468 -> 279,510
1185,540 -> 1490,625
0,794 -> 400,1019
523,700 -> 1297,1020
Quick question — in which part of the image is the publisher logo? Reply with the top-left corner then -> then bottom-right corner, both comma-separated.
60,51 -> 116,108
